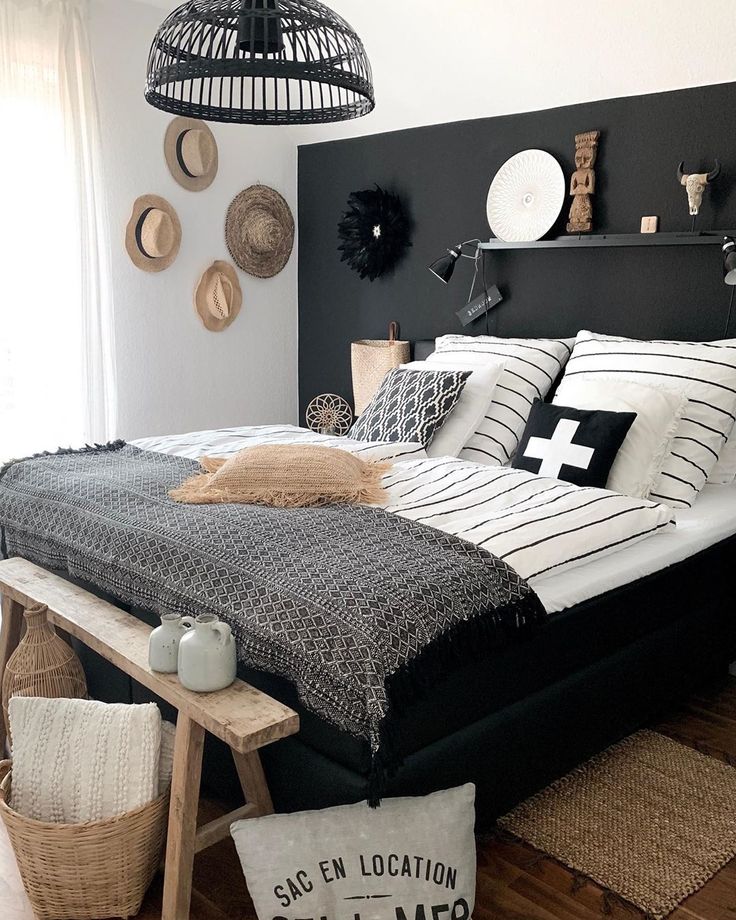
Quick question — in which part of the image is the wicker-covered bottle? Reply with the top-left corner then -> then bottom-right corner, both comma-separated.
2,603 -> 87,741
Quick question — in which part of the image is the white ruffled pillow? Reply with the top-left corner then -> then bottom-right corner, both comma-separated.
553,375 -> 687,498
9,697 -> 169,823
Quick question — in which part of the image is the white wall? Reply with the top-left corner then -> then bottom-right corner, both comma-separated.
296,0 -> 736,144
105,0 -> 736,436
90,0 -> 300,440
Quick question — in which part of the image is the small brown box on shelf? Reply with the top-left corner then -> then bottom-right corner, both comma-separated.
641,216 -> 659,234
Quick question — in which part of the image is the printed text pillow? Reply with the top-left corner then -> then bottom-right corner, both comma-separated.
231,785 -> 476,920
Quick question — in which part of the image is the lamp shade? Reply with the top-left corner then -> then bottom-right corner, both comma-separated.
724,238 -> 736,286
145,0 -> 374,126
428,245 -> 462,284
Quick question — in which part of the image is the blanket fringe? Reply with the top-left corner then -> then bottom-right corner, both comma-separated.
0,440 -> 126,483
367,590 -> 546,806
0,441 -> 126,559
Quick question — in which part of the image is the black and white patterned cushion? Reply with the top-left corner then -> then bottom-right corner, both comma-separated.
513,400 -> 636,488
348,367 -> 470,447
432,335 -> 574,466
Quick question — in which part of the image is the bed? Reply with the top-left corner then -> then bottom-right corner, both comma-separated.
2,327 -> 736,829
1,418 -> 732,829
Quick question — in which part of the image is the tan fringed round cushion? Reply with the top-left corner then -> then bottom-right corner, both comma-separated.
170,444 -> 390,508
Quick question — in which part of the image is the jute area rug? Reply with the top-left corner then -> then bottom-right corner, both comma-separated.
498,730 -> 736,919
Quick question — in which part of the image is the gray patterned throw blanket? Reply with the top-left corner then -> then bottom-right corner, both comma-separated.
0,444 -> 545,799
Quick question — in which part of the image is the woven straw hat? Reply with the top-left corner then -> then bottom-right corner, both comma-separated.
225,185 -> 294,278
164,117 -> 218,192
195,260 -> 242,332
125,195 -> 181,272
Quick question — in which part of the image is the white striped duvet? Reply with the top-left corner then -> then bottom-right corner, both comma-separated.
134,425 -> 674,589
382,457 -> 673,582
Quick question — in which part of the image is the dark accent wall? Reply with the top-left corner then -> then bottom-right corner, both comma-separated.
298,82 -> 736,417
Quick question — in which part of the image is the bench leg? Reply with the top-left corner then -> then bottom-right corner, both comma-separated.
162,714 -> 205,920
0,595 -> 24,754
232,749 -> 274,816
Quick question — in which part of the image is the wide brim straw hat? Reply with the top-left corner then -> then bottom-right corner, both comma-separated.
164,117 -> 218,192
125,195 -> 181,272
225,185 -> 295,279
194,260 -> 242,332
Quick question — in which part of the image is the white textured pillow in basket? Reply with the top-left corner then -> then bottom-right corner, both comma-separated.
8,697 -> 173,823
553,375 -> 687,498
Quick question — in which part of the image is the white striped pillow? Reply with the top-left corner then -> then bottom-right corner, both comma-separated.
707,338 -> 736,483
431,335 -> 574,466
564,331 -> 736,508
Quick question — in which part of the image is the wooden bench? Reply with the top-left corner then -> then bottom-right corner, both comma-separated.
0,557 -> 299,920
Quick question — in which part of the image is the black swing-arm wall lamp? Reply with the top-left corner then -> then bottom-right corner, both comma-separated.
429,240 -> 503,329
428,240 -> 481,284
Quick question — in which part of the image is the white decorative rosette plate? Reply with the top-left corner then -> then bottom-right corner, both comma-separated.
486,149 -> 565,242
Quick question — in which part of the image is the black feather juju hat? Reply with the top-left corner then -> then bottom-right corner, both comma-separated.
337,186 -> 411,282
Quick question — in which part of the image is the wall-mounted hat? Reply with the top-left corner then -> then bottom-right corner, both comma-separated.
164,117 -> 218,191
225,185 -> 294,279
195,260 -> 242,332
125,194 -> 181,272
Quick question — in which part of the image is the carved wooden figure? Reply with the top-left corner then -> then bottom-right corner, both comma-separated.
567,130 -> 600,234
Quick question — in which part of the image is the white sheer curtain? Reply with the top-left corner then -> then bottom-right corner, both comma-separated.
0,0 -> 116,460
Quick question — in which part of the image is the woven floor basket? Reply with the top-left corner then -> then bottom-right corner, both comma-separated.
2,603 -> 87,742
0,760 -> 168,920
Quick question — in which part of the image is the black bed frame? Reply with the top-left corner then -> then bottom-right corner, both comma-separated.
74,531 -> 735,830
261,536 -> 736,827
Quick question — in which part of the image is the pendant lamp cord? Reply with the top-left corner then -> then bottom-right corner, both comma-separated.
725,286 -> 735,338
466,248 -> 480,309
464,244 -> 493,336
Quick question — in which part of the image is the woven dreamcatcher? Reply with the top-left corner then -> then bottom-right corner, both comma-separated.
337,186 -> 411,281
306,394 -> 353,436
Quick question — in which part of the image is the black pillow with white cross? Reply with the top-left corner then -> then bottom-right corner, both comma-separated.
512,400 -> 636,488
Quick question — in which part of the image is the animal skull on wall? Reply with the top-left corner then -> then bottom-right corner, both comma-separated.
677,160 -> 721,216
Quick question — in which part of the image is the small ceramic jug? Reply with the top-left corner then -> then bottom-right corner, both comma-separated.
177,614 -> 237,692
148,613 -> 195,673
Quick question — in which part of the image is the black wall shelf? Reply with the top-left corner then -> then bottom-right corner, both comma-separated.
479,232 -> 736,251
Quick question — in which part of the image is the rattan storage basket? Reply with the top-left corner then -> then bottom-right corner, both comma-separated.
1,603 -> 87,741
351,321 -> 410,415
0,759 -> 168,920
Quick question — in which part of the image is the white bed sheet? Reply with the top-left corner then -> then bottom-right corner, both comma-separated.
533,481 -> 736,613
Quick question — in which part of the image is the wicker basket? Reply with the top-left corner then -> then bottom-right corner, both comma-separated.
2,603 -> 87,742
351,321 -> 410,415
0,759 -> 169,919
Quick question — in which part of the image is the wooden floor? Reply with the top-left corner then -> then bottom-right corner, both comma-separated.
2,677 -> 736,920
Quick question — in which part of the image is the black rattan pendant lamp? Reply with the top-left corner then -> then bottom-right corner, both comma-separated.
145,0 -> 375,125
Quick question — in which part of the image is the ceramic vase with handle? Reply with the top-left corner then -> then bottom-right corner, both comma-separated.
148,613 -> 195,673
177,614 -> 237,692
